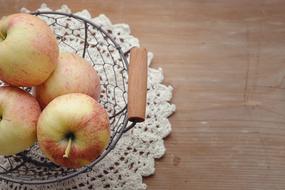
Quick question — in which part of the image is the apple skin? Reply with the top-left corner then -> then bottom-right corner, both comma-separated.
37,93 -> 110,168
35,52 -> 101,108
0,86 -> 41,155
0,13 -> 59,86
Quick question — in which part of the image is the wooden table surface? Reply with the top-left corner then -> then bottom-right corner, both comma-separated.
1,0 -> 285,189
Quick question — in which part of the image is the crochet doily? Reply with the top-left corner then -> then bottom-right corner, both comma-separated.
0,4 -> 175,190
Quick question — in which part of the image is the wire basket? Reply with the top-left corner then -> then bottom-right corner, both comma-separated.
0,11 -> 141,185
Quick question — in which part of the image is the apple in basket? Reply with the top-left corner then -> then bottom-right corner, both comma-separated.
37,93 -> 110,168
35,52 -> 101,108
0,13 -> 58,86
0,86 -> 41,155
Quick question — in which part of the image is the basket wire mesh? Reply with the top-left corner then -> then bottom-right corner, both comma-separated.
0,11 -> 136,184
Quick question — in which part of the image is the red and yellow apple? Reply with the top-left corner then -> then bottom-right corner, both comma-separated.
0,86 -> 41,155
0,13 -> 59,86
37,93 -> 110,168
35,52 -> 101,108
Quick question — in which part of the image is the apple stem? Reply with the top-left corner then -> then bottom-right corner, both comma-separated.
0,31 -> 5,40
63,138 -> 72,158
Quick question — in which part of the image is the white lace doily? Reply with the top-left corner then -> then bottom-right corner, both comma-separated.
0,4 -> 175,190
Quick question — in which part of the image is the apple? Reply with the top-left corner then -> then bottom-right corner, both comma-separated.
0,13 -> 59,86
0,86 -> 41,155
35,52 -> 101,108
37,93 -> 110,168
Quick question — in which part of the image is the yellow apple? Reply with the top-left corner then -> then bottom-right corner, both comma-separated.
35,52 -> 101,108
0,86 -> 41,155
37,93 -> 110,168
0,13 -> 59,86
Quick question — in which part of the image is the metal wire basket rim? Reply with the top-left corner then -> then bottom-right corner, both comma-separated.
31,11 -> 128,63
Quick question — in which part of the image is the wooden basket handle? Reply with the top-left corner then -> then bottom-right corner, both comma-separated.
128,47 -> 148,122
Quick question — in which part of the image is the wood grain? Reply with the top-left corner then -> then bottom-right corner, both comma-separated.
1,0 -> 285,189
